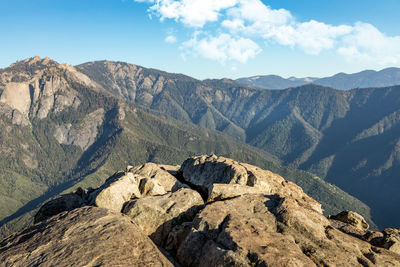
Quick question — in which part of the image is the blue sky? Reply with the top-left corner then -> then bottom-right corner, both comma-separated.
1,0 -> 399,79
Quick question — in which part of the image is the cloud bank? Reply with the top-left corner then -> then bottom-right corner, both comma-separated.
135,0 -> 400,65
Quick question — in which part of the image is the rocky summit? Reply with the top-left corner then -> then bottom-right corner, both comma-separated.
1,155 -> 400,266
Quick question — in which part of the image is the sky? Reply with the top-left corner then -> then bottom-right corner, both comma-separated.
1,0 -> 400,79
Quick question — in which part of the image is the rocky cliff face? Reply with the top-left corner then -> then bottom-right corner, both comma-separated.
1,155 -> 399,266
0,57 -> 99,126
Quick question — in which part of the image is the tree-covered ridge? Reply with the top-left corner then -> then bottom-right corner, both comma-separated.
78,61 -> 400,228
236,67 -> 400,90
0,58 -> 376,238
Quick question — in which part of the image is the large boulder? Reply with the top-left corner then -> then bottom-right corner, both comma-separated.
122,188 -> 204,246
180,155 -> 322,213
179,155 -> 249,195
174,155 -> 400,266
89,171 -> 141,212
90,163 -> 185,212
328,210 -> 369,231
34,188 -> 87,223
131,163 -> 186,196
0,206 -> 173,266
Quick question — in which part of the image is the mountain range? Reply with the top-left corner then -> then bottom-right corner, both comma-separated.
0,57 -> 372,238
237,67 -> 400,90
77,60 -> 400,228
0,56 -> 400,239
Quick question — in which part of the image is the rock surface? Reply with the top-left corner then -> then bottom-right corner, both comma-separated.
130,163 -> 186,196
0,207 -> 173,267
3,155 -> 400,266
90,163 -> 186,212
369,228 -> 400,255
329,210 -> 369,231
34,191 -> 86,223
123,188 -> 204,246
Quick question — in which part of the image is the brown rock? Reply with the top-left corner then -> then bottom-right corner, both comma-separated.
122,188 -> 204,246
34,190 -> 86,223
207,183 -> 266,202
179,155 -> 249,194
131,162 -> 187,197
176,194 -> 315,266
382,228 -> 400,254
329,219 -> 366,238
6,156 -> 400,266
371,228 -> 400,255
329,210 -> 369,231
180,155 -> 322,213
0,206 -> 173,267
175,156 -> 400,266
90,163 -> 184,212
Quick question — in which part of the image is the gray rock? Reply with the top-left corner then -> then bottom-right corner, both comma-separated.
90,171 -> 141,212
54,108 -> 104,150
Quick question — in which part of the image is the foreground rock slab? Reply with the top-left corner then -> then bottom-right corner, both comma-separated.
123,188 -> 204,246
4,155 -> 400,267
0,206 -> 173,267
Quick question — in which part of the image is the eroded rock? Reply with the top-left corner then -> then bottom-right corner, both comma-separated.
5,155 -> 400,266
0,207 -> 173,266
176,194 -> 315,266
34,190 -> 86,223
90,171 -> 141,212
131,162 -> 186,197
207,183 -> 266,202
329,210 -> 369,231
370,228 -> 400,255
180,155 -> 322,213
122,188 -> 204,246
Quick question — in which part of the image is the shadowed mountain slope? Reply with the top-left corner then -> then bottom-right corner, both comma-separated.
78,61 -> 400,228
0,57 -> 372,238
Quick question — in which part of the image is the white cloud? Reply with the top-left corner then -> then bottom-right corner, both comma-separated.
165,35 -> 177,43
338,22 -> 400,65
181,33 -> 261,63
135,0 -> 400,65
141,0 -> 238,27
271,21 -> 353,55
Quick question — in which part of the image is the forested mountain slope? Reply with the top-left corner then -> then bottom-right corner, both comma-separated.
0,57 -> 370,238
237,67 -> 400,90
79,61 -> 400,228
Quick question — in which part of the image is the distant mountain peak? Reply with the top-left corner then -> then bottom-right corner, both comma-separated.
22,56 -> 53,65
237,67 -> 400,90
12,56 -> 58,67
2,56 -> 59,78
